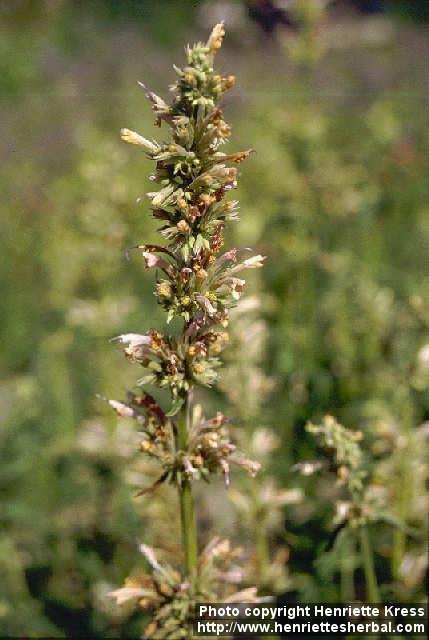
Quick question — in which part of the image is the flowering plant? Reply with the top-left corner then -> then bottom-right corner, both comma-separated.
105,24 -> 264,637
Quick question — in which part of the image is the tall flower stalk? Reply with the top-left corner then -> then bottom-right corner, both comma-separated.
177,398 -> 197,575
106,24 -> 264,637
306,416 -> 381,602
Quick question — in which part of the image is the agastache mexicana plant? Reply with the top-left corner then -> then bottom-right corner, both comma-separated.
106,24 -> 265,637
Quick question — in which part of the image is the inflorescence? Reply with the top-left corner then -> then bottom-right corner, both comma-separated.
106,24 -> 264,637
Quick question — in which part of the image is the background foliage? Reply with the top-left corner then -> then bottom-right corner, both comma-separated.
1,1 -> 428,637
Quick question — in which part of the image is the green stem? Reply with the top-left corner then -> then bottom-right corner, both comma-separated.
255,512 -> 270,585
391,415 -> 409,580
177,394 -> 198,576
340,533 -> 355,602
392,528 -> 405,580
359,525 -> 380,603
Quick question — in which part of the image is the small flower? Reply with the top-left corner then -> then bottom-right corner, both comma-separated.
120,128 -> 159,154
195,294 -> 217,316
222,75 -> 236,91
196,268 -> 208,280
111,333 -> 152,348
109,586 -> 155,606
230,254 -> 266,273
291,461 -> 324,476
207,22 -> 225,53
176,219 -> 190,234
230,456 -> 261,477
156,281 -> 173,299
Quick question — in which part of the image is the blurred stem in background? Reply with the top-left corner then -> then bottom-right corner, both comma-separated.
340,533 -> 355,601
359,526 -> 380,603
253,491 -> 271,585
390,403 -> 413,581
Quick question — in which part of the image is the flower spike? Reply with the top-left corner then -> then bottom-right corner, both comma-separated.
105,23 -> 264,636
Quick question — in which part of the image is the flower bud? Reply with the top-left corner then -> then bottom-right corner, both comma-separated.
180,267 -> 193,282
222,75 -> 236,90
156,281 -> 172,299
180,295 -> 191,307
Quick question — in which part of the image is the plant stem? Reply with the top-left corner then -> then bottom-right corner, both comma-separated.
392,528 -> 405,580
255,512 -> 270,585
391,412 -> 410,580
177,394 -> 198,576
359,525 -> 380,603
340,533 -> 355,602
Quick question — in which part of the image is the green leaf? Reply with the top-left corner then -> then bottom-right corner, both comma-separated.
166,396 -> 185,417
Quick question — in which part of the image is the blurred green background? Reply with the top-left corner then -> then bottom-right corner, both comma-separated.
1,0 -> 428,637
